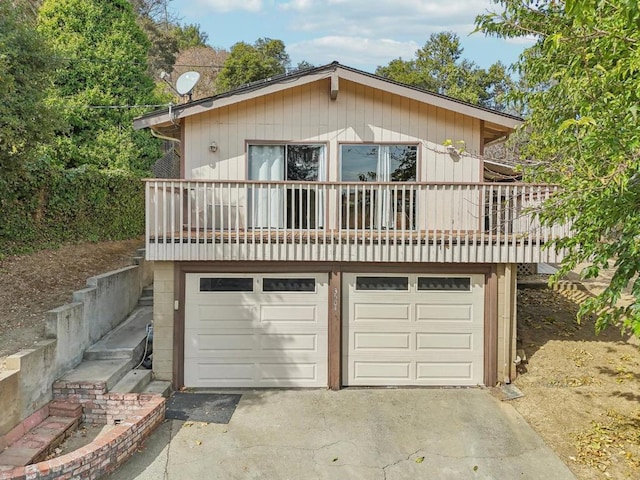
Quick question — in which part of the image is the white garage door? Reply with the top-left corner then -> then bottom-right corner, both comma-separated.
343,273 -> 484,386
185,273 -> 328,387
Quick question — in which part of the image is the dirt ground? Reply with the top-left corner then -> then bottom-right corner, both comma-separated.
514,287 -> 640,480
0,241 -> 638,479
0,238 -> 144,369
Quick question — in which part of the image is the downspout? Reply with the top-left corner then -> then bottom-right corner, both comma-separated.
150,128 -> 181,144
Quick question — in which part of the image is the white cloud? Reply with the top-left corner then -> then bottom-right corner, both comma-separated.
197,0 -> 263,12
289,36 -> 419,69
278,0 -> 495,40
505,35 -> 538,45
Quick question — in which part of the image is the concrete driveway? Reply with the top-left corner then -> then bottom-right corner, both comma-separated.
106,389 -> 576,480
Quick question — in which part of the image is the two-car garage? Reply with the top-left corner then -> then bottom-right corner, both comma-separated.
183,271 -> 486,388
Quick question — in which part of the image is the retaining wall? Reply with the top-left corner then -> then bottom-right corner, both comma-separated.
0,386 -> 165,480
0,252 -> 153,437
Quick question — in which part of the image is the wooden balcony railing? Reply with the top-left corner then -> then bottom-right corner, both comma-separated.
144,180 -> 568,263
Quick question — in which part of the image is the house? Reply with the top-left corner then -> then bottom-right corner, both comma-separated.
134,62 -> 566,390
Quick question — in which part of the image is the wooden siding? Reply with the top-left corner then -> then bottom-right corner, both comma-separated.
184,78 -> 481,183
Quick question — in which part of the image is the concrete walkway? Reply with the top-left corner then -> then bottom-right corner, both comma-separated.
106,389 -> 576,480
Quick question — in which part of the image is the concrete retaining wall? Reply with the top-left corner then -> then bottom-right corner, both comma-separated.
0,252 -> 153,437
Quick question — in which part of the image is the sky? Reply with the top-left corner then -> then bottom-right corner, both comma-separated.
169,0 -> 535,73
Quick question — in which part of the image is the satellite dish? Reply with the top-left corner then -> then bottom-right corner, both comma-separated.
175,71 -> 201,99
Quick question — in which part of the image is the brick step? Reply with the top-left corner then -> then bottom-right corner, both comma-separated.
0,404 -> 81,467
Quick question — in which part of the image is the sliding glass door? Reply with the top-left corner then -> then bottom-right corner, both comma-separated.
248,144 -> 325,229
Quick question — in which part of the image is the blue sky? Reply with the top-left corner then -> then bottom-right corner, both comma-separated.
169,0 -> 535,73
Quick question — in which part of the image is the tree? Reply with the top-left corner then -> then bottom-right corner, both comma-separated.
166,46 -> 228,100
477,1 -> 640,336
0,0 -> 57,173
38,0 -> 162,172
376,32 -> 513,111
216,38 -> 290,92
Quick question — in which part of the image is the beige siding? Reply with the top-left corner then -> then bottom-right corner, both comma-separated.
496,263 -> 518,384
184,79 -> 481,182
153,262 -> 175,382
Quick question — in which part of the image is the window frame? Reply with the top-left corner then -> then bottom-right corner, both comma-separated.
339,143 -> 420,182
246,142 -> 327,182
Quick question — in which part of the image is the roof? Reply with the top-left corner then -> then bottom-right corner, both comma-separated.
134,61 -> 523,143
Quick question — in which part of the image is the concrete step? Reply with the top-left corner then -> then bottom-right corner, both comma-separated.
138,296 -> 153,307
109,369 -> 153,394
138,285 -> 154,307
57,359 -> 132,392
142,380 -> 172,398
84,306 -> 152,362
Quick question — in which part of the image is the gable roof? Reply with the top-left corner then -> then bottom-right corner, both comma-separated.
134,61 -> 522,144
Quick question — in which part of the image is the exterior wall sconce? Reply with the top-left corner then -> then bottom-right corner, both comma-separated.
209,141 -> 218,153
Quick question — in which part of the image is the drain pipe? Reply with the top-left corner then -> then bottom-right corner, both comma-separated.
150,128 -> 181,144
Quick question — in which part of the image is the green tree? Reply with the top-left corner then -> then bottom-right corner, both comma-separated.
477,1 -> 640,336
0,0 -> 58,173
376,32 -> 513,111
216,38 -> 290,92
38,0 -> 162,172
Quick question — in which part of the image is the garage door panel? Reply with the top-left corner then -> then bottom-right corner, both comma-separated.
194,333 -> 254,351
354,361 -> 411,380
353,332 -> 411,350
197,304 -> 256,323
261,305 -> 319,323
415,304 -> 473,321
260,363 -> 318,382
195,362 -> 255,382
416,333 -> 474,350
416,362 -> 473,380
260,333 -> 318,351
353,303 -> 410,321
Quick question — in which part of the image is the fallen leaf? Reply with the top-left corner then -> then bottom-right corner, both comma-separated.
332,457 -> 338,462
473,465 -> 478,471
195,440 -> 202,446
415,456 -> 424,464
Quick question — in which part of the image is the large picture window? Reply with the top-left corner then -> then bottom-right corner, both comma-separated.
340,145 -> 417,182
248,144 -> 326,229
340,144 -> 417,230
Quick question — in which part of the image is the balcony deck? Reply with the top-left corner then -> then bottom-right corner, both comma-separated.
145,180 -> 567,263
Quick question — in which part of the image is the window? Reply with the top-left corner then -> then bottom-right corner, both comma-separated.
263,278 -> 316,292
340,144 -> 417,230
248,144 -> 325,182
417,277 -> 471,291
340,145 -> 417,182
248,144 -> 326,229
200,277 -> 254,292
355,276 -> 409,291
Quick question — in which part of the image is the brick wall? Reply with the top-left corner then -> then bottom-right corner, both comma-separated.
0,382 -> 165,480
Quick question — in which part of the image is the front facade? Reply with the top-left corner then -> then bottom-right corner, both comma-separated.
136,63 -> 566,390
